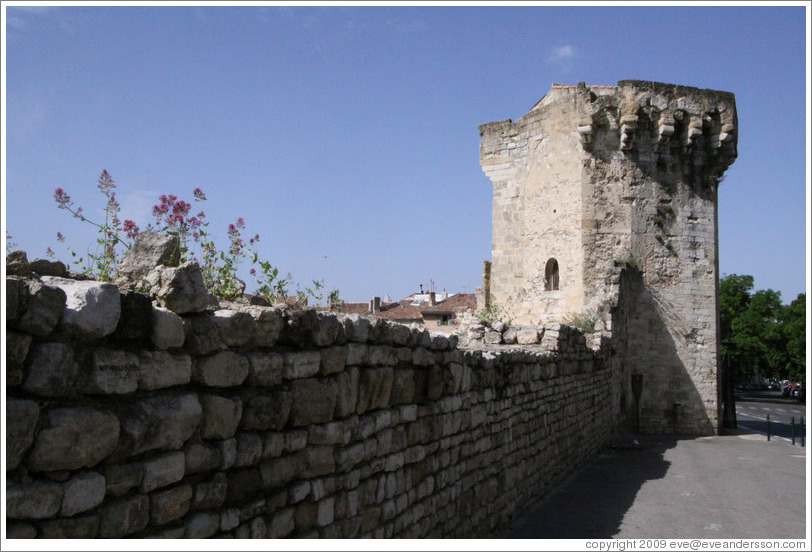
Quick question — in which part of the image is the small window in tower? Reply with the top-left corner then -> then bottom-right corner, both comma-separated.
544,258 -> 559,291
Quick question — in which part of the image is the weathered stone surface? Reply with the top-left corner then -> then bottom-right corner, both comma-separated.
343,313 -> 372,343
193,351 -> 249,387
300,445 -> 335,478
117,230 -> 180,282
139,350 -> 192,390
5,522 -> 38,539
246,351 -> 284,386
149,483 -> 193,525
224,467 -> 264,505
284,351 -> 321,379
234,432 -> 263,467
145,261 -> 218,314
357,367 -> 394,414
98,494 -> 149,537
6,249 -> 31,276
113,289 -> 153,340
40,276 -> 121,338
184,512 -> 220,538
28,258 -> 68,277
6,479 -> 63,519
184,441 -> 223,475
517,327 -> 540,345
121,393 -> 202,456
27,407 -> 120,472
85,348 -> 140,394
239,390 -> 292,431
192,472 -> 228,510
259,454 -> 300,490
6,277 -> 27,323
5,397 -> 39,471
103,463 -> 144,497
60,471 -> 106,517
320,345 -> 347,375
141,451 -> 186,492
183,313 -> 223,355
151,306 -> 186,350
199,394 -> 243,439
391,368 -> 416,405
15,280 -> 66,337
333,367 -> 359,418
313,311 -> 343,346
23,342 -> 80,397
290,377 -> 338,426
239,305 -> 284,347
346,342 -> 367,366
212,309 -> 255,347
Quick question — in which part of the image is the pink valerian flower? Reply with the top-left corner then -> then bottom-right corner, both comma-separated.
250,268 -> 256,276
54,188 -> 71,207
193,187 -> 206,201
56,232 -> 65,242
123,219 -> 139,239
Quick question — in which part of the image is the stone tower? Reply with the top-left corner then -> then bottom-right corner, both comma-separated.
478,80 -> 737,435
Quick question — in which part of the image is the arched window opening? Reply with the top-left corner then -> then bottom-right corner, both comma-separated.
544,258 -> 559,291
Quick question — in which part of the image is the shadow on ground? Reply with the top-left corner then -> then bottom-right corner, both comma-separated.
497,431 -> 757,539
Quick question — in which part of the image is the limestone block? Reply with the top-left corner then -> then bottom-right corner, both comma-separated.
234,432 -> 263,467
5,522 -> 38,539
117,230 -> 180,282
141,451 -> 186,492
193,351 -> 249,387
366,345 -> 399,366
85,348 -> 140,394
15,280 -> 66,337
261,432 -> 285,459
246,351 -> 284,386
268,507 -> 296,538
113,289 -> 153,340
212,309 -> 255,347
357,367 -> 394,414
27,406 -> 119,472
315,496 -> 335,527
289,480 -> 311,504
219,437 -> 237,469
37,514 -> 99,538
290,377 -> 338,426
259,454 -> 300,490
239,390 -> 292,431
192,472 -> 228,510
320,345 -> 347,375
184,512 -> 220,538
220,508 -> 241,531
411,347 -> 436,367
239,305 -> 284,347
5,332 -> 32,386
483,330 -> 502,345
183,441 -> 222,475
183,314 -> 224,355
150,483 -> 193,526
284,429 -> 307,451
391,368 -> 416,405
103,463 -> 144,497
6,278 -> 27,323
345,343 -> 368,366
6,250 -> 31,276
284,351 -> 321,379
5,397 -> 40,471
139,350 -> 192,390
333,368 -> 360,418
343,313 -> 371,343
300,446 -> 335,478
502,327 -> 518,344
308,421 -> 345,445
199,394 -> 243,439
121,393 -> 202,456
151,306 -> 186,349
40,276 -> 121,338
98,494 -> 150,537
60,471 -> 106,517
517,327 -> 541,345
23,342 -> 80,397
314,311 -> 343,346
144,261 -> 218,314
5,479 -> 63,519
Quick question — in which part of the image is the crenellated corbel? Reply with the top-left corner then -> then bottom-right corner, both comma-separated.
654,110 -> 676,152
577,117 -> 595,150
681,113 -> 704,154
619,102 -> 639,151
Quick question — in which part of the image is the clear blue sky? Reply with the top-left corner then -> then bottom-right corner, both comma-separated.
3,2 -> 809,304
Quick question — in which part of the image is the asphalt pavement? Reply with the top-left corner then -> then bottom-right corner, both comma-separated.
498,409 -> 808,540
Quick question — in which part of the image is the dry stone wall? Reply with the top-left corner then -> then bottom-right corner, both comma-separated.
5,260 -> 615,539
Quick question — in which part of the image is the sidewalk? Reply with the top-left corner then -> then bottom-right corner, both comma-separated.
499,430 -> 808,540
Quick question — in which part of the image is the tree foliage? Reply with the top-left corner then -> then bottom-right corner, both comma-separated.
719,274 -> 806,384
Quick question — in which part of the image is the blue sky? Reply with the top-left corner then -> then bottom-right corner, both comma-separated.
3,2 -> 809,305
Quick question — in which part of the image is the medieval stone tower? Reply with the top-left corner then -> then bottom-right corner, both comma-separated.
478,80 -> 738,435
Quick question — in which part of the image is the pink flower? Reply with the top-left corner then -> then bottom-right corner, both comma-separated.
123,219 -> 139,239
193,188 -> 207,201
250,268 -> 256,276
56,231 -> 65,242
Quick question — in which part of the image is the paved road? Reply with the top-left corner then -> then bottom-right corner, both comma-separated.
499,397 -> 809,540
735,391 -> 807,443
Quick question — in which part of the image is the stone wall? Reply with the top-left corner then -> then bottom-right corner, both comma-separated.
5,262 -> 615,539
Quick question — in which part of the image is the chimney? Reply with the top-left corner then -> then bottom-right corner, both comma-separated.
369,296 -> 381,314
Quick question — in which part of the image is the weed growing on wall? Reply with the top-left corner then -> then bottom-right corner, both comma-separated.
50,170 -> 329,305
